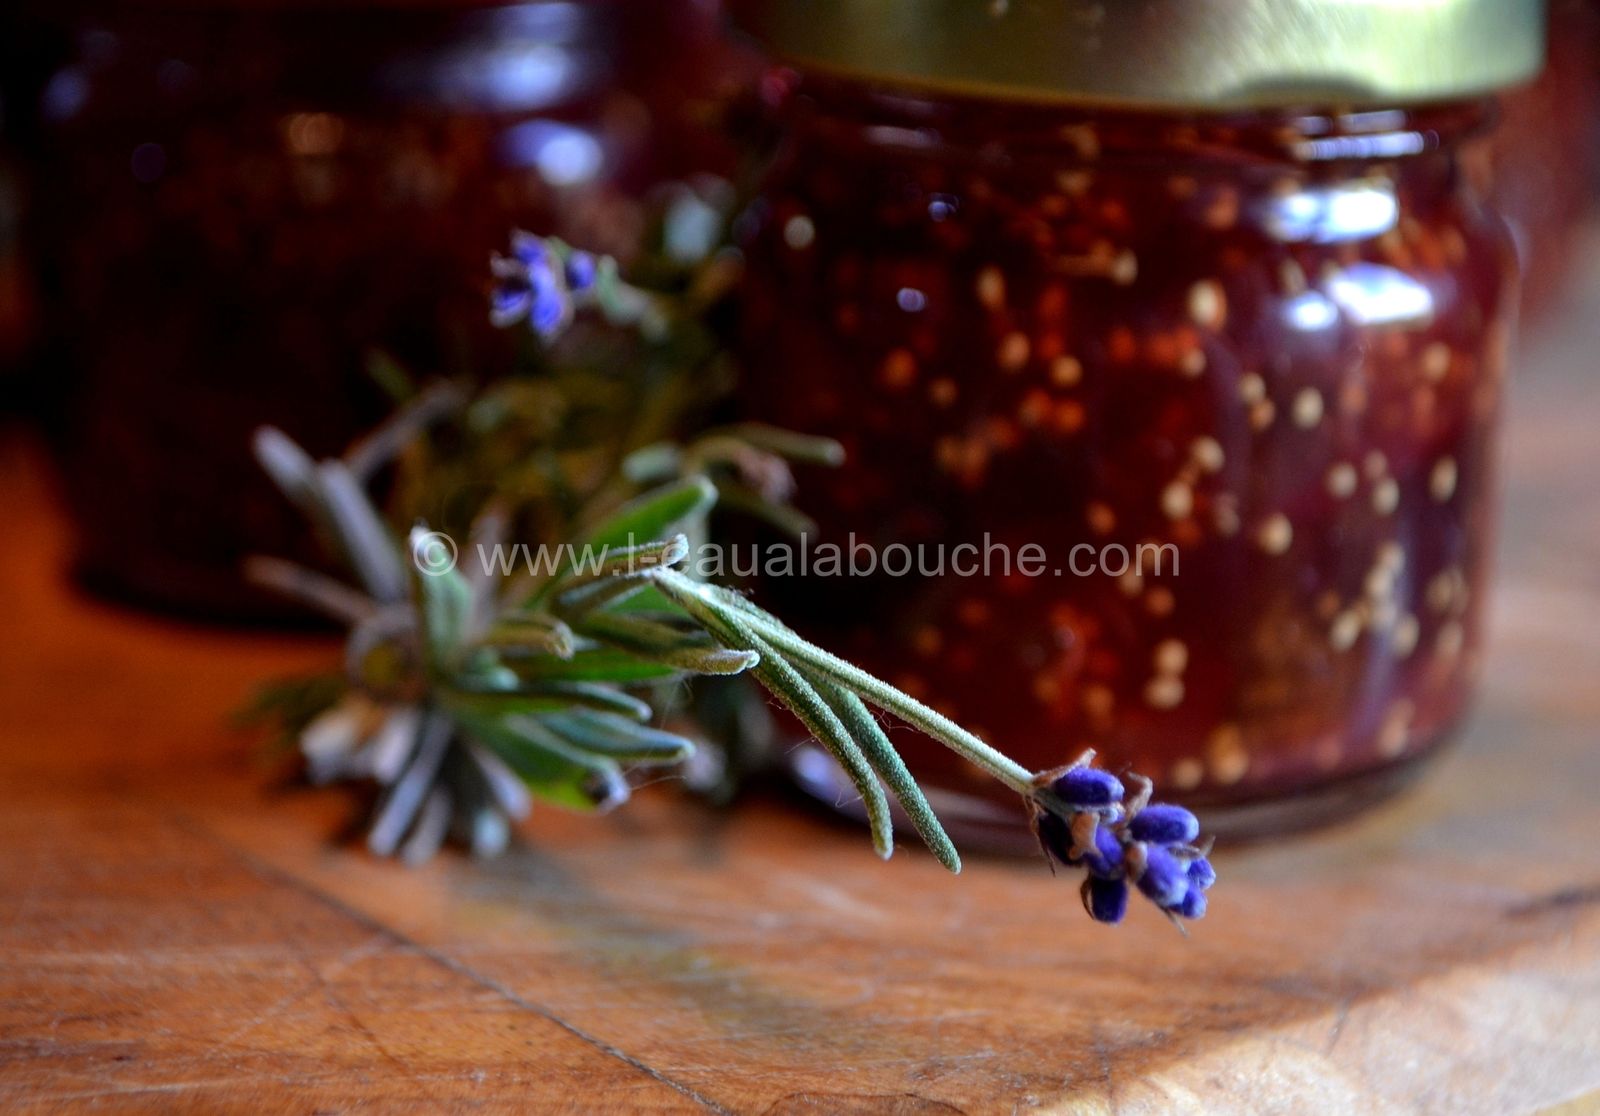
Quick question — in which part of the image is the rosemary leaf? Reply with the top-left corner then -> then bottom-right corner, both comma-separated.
368,710 -> 453,857
547,534 -> 691,598
252,427 -> 322,516
743,629 -> 895,861
666,586 -> 894,860
464,743 -> 533,821
411,528 -> 474,671
683,577 -> 1035,795
540,710 -> 695,762
454,709 -> 625,812
498,645 -> 687,684
542,570 -> 653,621
805,672 -> 962,874
709,423 -> 846,467
574,611 -> 759,675
479,614 -> 576,659
445,680 -> 653,722
576,475 -> 717,553
713,481 -> 818,539
619,442 -> 685,484
317,461 -> 408,603
242,557 -> 373,626
401,787 -> 454,865
345,380 -> 465,480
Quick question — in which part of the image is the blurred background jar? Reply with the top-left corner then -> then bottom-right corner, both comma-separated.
732,0 -> 1548,838
1486,0 -> 1600,325
0,8 -> 53,398
14,0 -> 755,620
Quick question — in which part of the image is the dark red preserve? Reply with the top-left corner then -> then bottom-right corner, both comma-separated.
734,0 -> 1543,835
26,0 -> 752,619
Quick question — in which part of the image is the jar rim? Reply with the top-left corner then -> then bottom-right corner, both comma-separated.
782,77 -> 1496,168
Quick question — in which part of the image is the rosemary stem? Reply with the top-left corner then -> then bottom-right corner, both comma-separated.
650,570 -> 1037,796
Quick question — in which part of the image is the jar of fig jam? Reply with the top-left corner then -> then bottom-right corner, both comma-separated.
733,0 -> 1544,836
27,0 -> 751,620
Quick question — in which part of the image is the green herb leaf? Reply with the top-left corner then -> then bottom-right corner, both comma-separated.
577,476 -> 717,553
411,527 -> 474,672
573,612 -> 759,676
541,710 -> 695,763
454,709 -> 622,812
805,672 -> 961,873
499,645 -> 687,684
445,679 -> 653,722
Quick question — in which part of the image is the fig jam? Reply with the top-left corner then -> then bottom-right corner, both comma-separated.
738,78 -> 1517,834
27,0 -> 752,619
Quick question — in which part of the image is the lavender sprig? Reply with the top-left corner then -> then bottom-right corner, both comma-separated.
245,226 -> 1217,928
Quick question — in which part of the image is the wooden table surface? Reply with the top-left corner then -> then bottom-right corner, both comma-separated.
6,259 -> 1600,1113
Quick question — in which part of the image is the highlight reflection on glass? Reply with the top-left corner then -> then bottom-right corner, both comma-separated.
500,120 -> 605,186
1283,290 -> 1340,332
1325,261 -> 1436,327
1266,182 -> 1399,244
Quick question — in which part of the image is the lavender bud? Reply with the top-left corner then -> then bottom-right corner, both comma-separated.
489,285 -> 533,328
1128,803 -> 1200,846
1082,876 -> 1129,924
1135,845 -> 1189,910
1082,824 -> 1125,879
564,250 -> 598,292
1187,856 -> 1216,891
1175,888 -> 1208,920
510,230 -> 548,267
1051,766 -> 1124,809
527,261 -> 570,334
1035,809 -> 1077,867
530,291 -> 568,338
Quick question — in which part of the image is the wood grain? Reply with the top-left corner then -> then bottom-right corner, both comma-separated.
4,244 -> 1600,1112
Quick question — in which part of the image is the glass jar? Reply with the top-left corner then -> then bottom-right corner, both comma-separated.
733,0 -> 1542,837
0,7 -> 58,388
27,0 -> 750,620
1485,0 -> 1600,325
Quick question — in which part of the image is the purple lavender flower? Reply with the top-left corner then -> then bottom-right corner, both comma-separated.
1035,807 -> 1124,876
510,230 -> 549,268
1035,808 -> 1076,868
1051,766 -> 1123,809
1134,845 -> 1190,910
564,249 -> 598,293
1080,822 -> 1125,878
489,231 -> 596,340
1031,752 -> 1215,927
1082,876 -> 1129,923
490,284 -> 533,328
527,266 -> 570,339
1128,803 -> 1200,846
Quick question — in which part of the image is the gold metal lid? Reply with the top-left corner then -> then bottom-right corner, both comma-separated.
733,0 -> 1546,108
